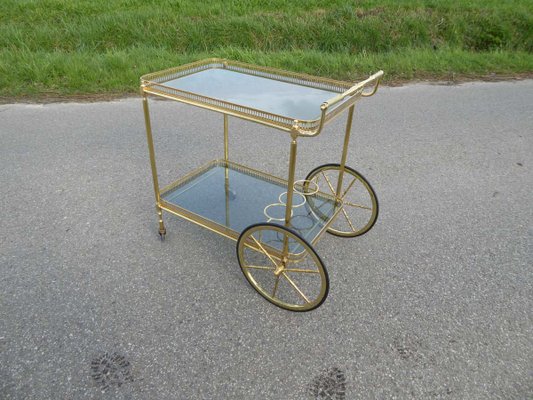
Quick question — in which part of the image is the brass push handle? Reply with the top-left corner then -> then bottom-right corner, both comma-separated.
297,70 -> 383,136
323,70 -> 384,108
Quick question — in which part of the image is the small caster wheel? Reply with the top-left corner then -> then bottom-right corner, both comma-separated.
159,230 -> 166,241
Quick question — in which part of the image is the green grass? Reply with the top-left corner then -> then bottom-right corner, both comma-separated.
1,0 -> 532,98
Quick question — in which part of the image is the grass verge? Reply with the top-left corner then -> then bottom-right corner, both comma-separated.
1,0 -> 532,99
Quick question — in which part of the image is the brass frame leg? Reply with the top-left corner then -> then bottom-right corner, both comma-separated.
224,114 -> 230,227
336,105 -> 355,198
223,113 -> 229,163
282,129 -> 299,257
142,92 -> 167,239
156,205 -> 166,238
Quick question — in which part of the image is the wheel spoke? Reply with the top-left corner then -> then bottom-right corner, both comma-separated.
341,207 -> 357,232
272,275 -> 280,297
244,265 -> 275,271
342,200 -> 372,210
284,268 -> 319,274
282,272 -> 310,303
340,177 -> 357,199
321,171 -> 337,196
250,235 -> 280,269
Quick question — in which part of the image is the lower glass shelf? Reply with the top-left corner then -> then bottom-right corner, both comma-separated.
160,160 -> 341,250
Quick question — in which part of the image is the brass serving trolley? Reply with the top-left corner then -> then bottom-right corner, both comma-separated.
141,59 -> 382,311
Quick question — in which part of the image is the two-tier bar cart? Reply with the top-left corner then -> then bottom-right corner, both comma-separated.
141,59 -> 382,311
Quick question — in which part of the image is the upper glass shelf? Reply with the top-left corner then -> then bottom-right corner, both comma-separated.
163,68 -> 339,121
141,59 -> 356,131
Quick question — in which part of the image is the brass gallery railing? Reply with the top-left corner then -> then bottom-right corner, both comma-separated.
141,58 -> 383,136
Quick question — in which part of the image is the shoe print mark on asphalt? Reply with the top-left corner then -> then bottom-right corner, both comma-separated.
91,351 -> 133,392
308,366 -> 346,399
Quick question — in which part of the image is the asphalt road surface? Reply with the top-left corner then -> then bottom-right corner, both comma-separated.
1,81 -> 532,399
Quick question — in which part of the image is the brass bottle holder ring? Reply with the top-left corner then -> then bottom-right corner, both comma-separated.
278,191 -> 307,208
264,203 -> 293,222
294,179 -> 319,196
263,179 -> 321,237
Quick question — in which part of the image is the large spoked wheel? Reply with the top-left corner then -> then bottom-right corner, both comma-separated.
237,223 -> 329,312
305,164 -> 378,238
